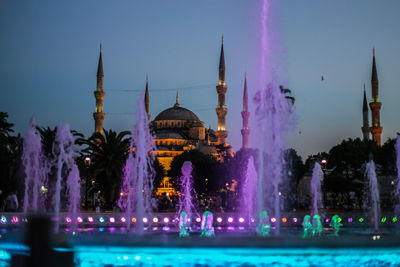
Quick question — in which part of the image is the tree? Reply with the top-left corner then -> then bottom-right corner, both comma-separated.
168,150 -> 220,195
82,129 -> 130,208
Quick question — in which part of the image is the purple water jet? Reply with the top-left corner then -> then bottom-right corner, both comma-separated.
255,0 -> 295,235
118,92 -> 156,234
310,162 -> 324,216
66,163 -> 81,231
365,160 -> 380,232
394,136 -> 400,217
22,117 -> 46,213
241,156 -> 258,225
178,161 -> 197,229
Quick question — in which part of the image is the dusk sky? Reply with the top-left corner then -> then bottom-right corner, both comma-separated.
1,0 -> 399,159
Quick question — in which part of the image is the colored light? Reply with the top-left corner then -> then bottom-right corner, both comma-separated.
99,217 -> 105,223
239,217 -> 245,223
381,217 -> 387,223
393,217 -> 398,223
348,218 -> 353,223
292,218 -> 298,223
282,217 -> 287,223
11,216 -> 19,224
217,217 -> 222,223
88,217 -> 94,223
77,217 -> 83,223
325,218 -> 331,223
271,217 -> 277,223
359,217 -> 364,223
163,217 -> 169,223
132,218 -> 137,223
110,217 -> 115,223
338,217 -> 342,223
228,217 -> 233,223
143,217 -> 148,223
250,218 -> 255,223
120,217 -> 126,223
153,217 -> 158,223
65,217 -> 72,223
196,217 -> 201,223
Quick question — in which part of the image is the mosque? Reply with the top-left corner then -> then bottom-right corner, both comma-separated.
91,38 -> 251,196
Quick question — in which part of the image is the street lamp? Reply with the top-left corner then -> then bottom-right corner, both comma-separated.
84,156 -> 91,209
321,159 -> 327,172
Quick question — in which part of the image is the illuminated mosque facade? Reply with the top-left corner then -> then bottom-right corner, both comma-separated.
92,38 -> 251,195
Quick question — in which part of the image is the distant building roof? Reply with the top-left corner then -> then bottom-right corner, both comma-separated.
154,106 -> 200,121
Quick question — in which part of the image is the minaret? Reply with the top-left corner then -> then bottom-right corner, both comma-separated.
241,73 -> 250,149
174,91 -> 180,108
215,36 -> 228,145
369,48 -> 383,146
93,44 -> 106,134
145,75 -> 150,120
361,84 -> 370,140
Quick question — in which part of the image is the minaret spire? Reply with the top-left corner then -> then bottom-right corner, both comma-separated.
361,84 -> 370,140
215,36 -> 228,145
93,44 -> 106,134
369,48 -> 383,145
174,91 -> 180,108
241,73 -> 250,149
145,74 -> 150,120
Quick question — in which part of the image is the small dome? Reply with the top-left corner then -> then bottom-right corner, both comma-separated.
154,106 -> 200,121
156,130 -> 185,140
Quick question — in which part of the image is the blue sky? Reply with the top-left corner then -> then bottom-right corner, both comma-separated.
0,0 -> 399,159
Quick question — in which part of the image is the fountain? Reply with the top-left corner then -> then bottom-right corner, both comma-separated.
241,156 -> 258,226
330,215 -> 343,236
118,92 -> 156,233
365,160 -> 381,232
302,215 -> 312,238
200,211 -> 214,237
177,161 -> 197,237
254,0 -> 296,235
256,210 -> 271,237
22,117 -> 46,213
310,163 -> 324,216
312,214 -> 322,236
53,124 -> 79,232
66,164 -> 81,231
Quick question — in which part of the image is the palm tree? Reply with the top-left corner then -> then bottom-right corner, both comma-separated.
83,129 -> 130,208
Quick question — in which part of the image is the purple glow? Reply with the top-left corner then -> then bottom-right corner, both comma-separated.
11,217 -> 19,224
228,217 -> 234,223
110,217 -> 115,223
196,217 -> 201,223
65,217 -> 72,223
217,217 -> 222,223
239,217 -> 245,223
271,217 -> 277,223
87,217 -> 94,223
348,218 -> 353,223
143,217 -> 148,223
77,217 -> 83,223
120,217 -> 126,223
293,218 -> 298,223
163,217 -> 169,223
153,217 -> 158,223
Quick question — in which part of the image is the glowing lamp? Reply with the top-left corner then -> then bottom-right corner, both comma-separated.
325,218 -> 331,223
11,216 -> 19,224
120,217 -> 126,223
238,217 -> 245,223
88,217 -> 94,223
153,217 -> 158,223
65,217 -> 72,223
321,159 -> 327,164
196,217 -> 201,223
250,218 -> 255,223
271,217 -> 277,223
217,217 -> 222,223
228,217 -> 233,223
292,218 -> 298,223
99,217 -> 105,223
77,217 -> 83,223
359,217 -> 364,223
163,217 -> 169,223
110,217 -> 115,223
132,218 -> 137,223
393,217 -> 398,223
348,218 -> 353,223
143,217 -> 148,223
282,217 -> 287,223
381,217 -> 387,223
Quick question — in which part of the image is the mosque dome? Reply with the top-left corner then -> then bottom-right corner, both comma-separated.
154,106 -> 200,121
